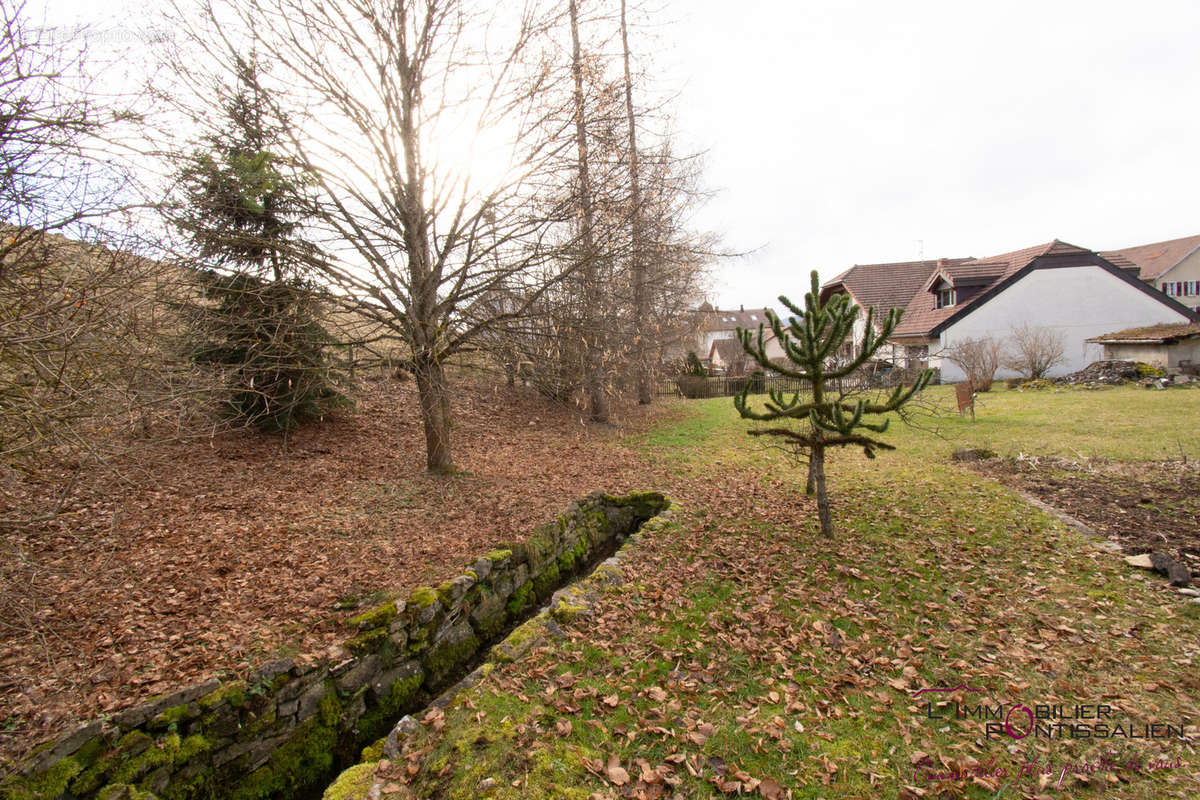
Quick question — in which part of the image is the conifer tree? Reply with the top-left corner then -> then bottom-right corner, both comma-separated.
734,270 -> 931,537
174,59 -> 348,432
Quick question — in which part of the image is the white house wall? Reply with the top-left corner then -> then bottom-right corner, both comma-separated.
936,265 -> 1192,382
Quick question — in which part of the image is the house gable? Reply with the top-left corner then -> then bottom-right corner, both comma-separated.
1101,233 -> 1200,282
935,260 -> 1198,380
928,249 -> 1200,338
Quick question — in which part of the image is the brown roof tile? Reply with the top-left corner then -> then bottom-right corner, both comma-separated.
696,307 -> 771,332
822,258 -> 974,316
1100,234 -> 1200,280
828,239 -> 1166,341
891,240 -> 1089,337
708,337 -> 746,363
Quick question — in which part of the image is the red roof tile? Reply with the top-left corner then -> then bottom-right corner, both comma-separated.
1100,234 -> 1200,280
708,337 -> 746,363
826,239 -> 1172,341
696,307 -> 771,332
891,240 -> 1089,337
821,258 -> 974,316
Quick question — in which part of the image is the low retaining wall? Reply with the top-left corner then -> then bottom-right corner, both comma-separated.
319,497 -> 679,800
2,491 -> 668,800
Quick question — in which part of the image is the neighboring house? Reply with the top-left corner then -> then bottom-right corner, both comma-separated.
706,325 -> 788,375
820,240 -> 1200,383
691,302 -> 773,358
1102,234 -> 1200,313
1085,323 -> 1200,369
820,257 -> 976,370
707,338 -> 747,375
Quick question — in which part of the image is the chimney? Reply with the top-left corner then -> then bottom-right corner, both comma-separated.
937,258 -> 946,268
739,304 -> 744,312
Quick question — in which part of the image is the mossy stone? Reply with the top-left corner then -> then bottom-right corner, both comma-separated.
321,762 -> 376,800
360,737 -> 387,763
227,715 -> 337,800
532,562 -> 560,602
199,681 -> 247,711
96,784 -> 160,800
356,670 -> 424,744
342,628 -> 388,657
421,622 -> 480,687
505,580 -> 534,617
408,586 -> 437,608
485,548 -> 512,566
347,602 -> 397,632
3,753 -> 85,800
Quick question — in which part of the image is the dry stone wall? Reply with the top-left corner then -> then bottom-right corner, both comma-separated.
2,491 -> 668,800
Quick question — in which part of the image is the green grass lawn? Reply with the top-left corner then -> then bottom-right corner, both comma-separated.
357,386 -> 1200,800
886,384 -> 1200,462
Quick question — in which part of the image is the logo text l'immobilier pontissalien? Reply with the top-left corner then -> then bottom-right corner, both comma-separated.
914,685 -> 1185,740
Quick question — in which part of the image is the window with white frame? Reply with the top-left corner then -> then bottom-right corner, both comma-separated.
935,287 -> 956,309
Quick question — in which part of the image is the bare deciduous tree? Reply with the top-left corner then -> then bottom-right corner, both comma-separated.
619,0 -> 650,405
941,335 -> 1001,391
0,1 -> 188,523
568,0 -> 609,423
1004,323 -> 1067,379
167,0 -> 584,473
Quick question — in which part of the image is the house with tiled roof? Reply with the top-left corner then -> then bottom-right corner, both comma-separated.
1101,234 -> 1200,312
707,337 -> 748,375
688,302 -> 774,363
821,240 -> 1200,383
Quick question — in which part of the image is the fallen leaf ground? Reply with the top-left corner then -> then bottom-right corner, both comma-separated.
3,382 -> 1198,800
0,374 -> 676,766
378,390 -> 1200,800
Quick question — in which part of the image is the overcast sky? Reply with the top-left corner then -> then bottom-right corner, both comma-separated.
659,0 -> 1200,309
31,0 -> 1200,311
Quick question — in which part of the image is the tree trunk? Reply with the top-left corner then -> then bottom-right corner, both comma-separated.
620,0 -> 650,405
805,455 -> 816,496
414,358 -> 454,474
569,0 -> 609,423
810,443 -> 833,537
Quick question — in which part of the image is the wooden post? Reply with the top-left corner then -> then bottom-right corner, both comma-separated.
955,381 -> 975,421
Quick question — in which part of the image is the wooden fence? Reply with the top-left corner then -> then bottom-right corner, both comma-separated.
657,368 -> 937,400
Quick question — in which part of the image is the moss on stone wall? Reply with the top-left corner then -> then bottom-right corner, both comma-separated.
343,628 -> 388,657
505,580 -> 534,616
531,563 -> 560,601
347,602 -> 397,632
355,672 -> 424,746
9,492 -> 670,800
227,690 -> 343,800
408,586 -> 437,608
320,762 -> 376,800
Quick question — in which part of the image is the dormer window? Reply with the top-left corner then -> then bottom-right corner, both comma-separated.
936,287 -> 956,309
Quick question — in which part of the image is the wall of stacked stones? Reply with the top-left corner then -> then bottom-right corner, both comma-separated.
3,491 -> 668,800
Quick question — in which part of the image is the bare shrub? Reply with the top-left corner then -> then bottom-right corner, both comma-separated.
941,336 -> 1001,391
1004,323 -> 1067,379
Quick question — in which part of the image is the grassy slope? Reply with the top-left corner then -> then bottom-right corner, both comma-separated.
375,387 -> 1200,800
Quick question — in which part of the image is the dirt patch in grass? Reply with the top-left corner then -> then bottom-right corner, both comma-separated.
968,456 -> 1200,578
0,376 -> 676,765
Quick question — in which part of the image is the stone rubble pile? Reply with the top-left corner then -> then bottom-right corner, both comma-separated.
1055,360 -> 1145,386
